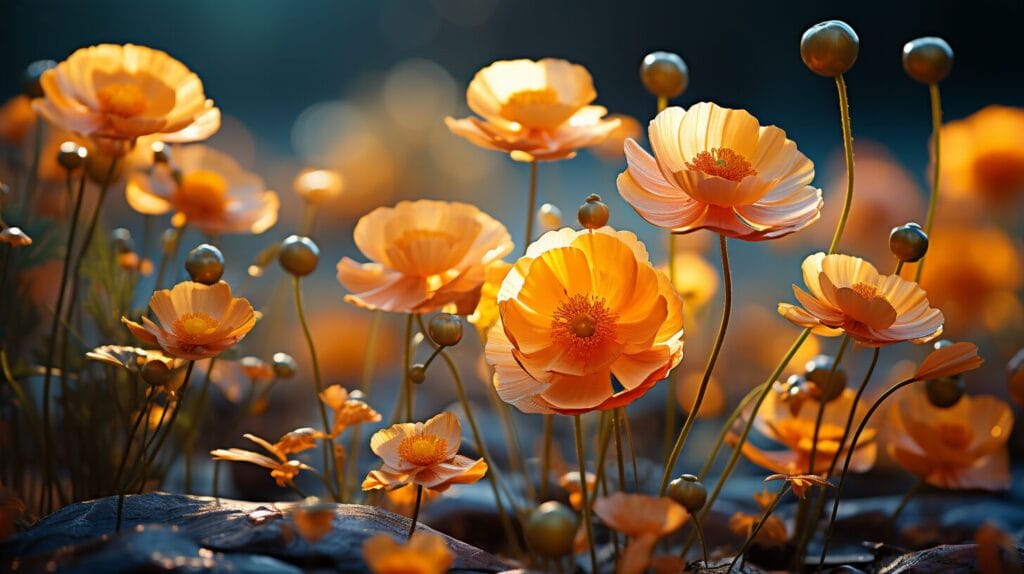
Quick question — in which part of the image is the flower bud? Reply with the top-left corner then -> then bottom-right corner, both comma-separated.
151,141 -> 172,165
804,354 -> 847,402
294,168 -> 343,205
902,37 -> 953,84
279,235 -> 319,277
537,203 -> 562,232
640,51 -> 690,99
428,313 -> 463,347
800,20 -> 859,77
577,194 -> 609,229
57,141 -> 87,171
110,228 -> 134,254
409,364 -> 427,384
925,376 -> 965,408
272,352 -> 298,378
24,60 -> 56,98
185,243 -> 225,285
889,222 -> 928,263
667,474 -> 707,512
141,359 -> 172,387
524,501 -> 577,558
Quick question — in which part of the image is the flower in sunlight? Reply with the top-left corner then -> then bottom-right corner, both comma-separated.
467,260 -> 512,342
617,102 -> 823,240
319,384 -> 382,438
486,227 -> 684,415
362,411 -> 487,493
558,471 -> 597,511
294,167 -> 344,205
660,251 -> 719,311
445,58 -> 620,162
589,113 -> 643,161
0,95 -> 36,146
886,386 -> 1014,491
727,381 -> 877,475
34,44 -> 220,153
211,428 -> 323,488
729,489 -> 788,547
125,144 -> 279,235
383,484 -> 440,516
913,341 -> 983,382
122,280 -> 257,360
764,473 -> 831,499
362,532 -> 453,574
337,200 -> 513,314
778,252 -> 943,346
939,105 -> 1024,204
676,372 -> 725,419
86,344 -> 180,374
593,493 -> 688,574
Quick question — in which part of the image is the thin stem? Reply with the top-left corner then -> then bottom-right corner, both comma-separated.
153,226 -> 183,291
657,96 -> 668,113
807,334 -> 852,473
660,234 -> 732,495
407,484 -> 424,539
540,414 -> 553,501
300,203 -> 318,236
915,83 -> 943,283
523,160 -> 538,253
344,309 -> 382,501
827,73 -> 855,255
826,348 -> 880,477
621,409 -> 640,490
691,515 -> 710,566
140,360 -> 196,486
886,477 -> 924,530
183,358 -> 216,493
613,409 -> 626,491
22,117 -> 43,226
573,415 -> 599,574
729,484 -> 791,572
663,231 -> 678,462
115,393 -> 151,532
403,313 -> 414,421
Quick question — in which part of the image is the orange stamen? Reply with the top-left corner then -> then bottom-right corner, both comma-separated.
96,83 -> 148,117
551,294 -> 618,354
685,148 -> 757,181
398,433 -> 448,466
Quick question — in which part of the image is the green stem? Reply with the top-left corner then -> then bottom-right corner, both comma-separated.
915,83 -> 942,283
524,161 -> 537,252
729,484 -> 791,572
827,73 -> 855,255
139,360 -> 196,487
691,514 -> 710,566
826,348 -> 880,477
407,484 -> 423,539
663,229 -> 678,461
660,234 -> 732,495
807,334 -> 852,473
621,410 -> 640,490
574,415 -> 599,573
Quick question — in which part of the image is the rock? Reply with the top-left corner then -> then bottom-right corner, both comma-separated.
0,492 -> 511,573
873,543 -> 1024,573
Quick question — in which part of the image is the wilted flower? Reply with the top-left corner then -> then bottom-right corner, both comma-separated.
362,532 -> 453,574
764,473 -> 831,499
211,428 -> 323,488
362,412 -> 487,493
319,384 -> 382,437
617,102 -> 823,240
778,252 -> 943,346
939,105 -> 1024,204
445,58 -> 620,162
486,227 -> 684,415
337,200 -> 513,314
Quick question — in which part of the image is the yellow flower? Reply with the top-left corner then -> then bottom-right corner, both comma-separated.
126,144 -> 279,235
319,384 -> 382,437
939,105 -> 1024,204
362,532 -> 453,574
34,44 -> 220,153
445,58 -> 620,162
467,260 -> 512,342
211,428 -> 323,488
778,252 -> 943,346
362,412 -> 487,493
122,280 -> 257,360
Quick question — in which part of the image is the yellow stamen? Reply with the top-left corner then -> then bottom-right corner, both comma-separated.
96,83 -> 148,117
171,312 -> 218,342
398,433 -> 448,466
175,169 -> 229,220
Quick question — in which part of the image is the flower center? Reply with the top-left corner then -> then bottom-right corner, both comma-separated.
551,294 -> 618,352
175,169 -> 229,220
936,421 -> 973,449
500,88 -> 575,130
171,312 -> 218,342
398,433 -> 448,466
97,83 -> 148,117
685,148 -> 757,181
851,282 -> 882,299
973,150 -> 1024,200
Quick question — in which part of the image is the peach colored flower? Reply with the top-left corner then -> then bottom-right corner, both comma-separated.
617,103 -> 823,240
211,429 -> 322,488
557,471 -> 597,511
913,341 -> 983,381
939,105 -> 1024,204
319,384 -> 382,437
467,260 -> 512,342
445,58 -> 619,162
593,493 -> 689,574
122,280 -> 256,360
293,168 -> 343,205
0,95 -> 36,146
486,227 -> 684,415
362,532 -> 453,574
362,412 -> 487,493
34,44 -> 219,152
778,252 -> 943,346
590,113 -> 642,161
337,200 -> 513,314
125,144 -> 278,235
239,356 -> 275,383
886,386 -> 1013,491
289,500 -> 335,543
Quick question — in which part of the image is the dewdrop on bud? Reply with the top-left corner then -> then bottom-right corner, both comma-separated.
537,203 -> 562,232
667,474 -> 707,512
800,20 -> 859,77
23,60 -> 56,98
902,37 -> 953,84
640,51 -> 690,99
272,352 -> 298,379
577,194 -> 609,229
57,141 -> 87,171
524,501 -> 577,558
428,313 -> 463,347
185,243 -> 225,285
889,222 -> 929,263
278,235 -> 319,277
409,364 -> 427,384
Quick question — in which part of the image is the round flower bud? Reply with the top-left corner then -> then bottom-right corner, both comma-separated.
409,364 -> 427,384
889,222 -> 929,263
23,60 -> 56,98
428,313 -> 463,347
57,141 -> 87,172
110,228 -> 134,254
524,501 -> 577,558
537,203 -> 563,232
800,20 -> 859,77
804,354 -> 848,402
640,51 -> 690,100
151,141 -> 172,165
667,474 -> 707,512
272,352 -> 298,379
902,37 -> 953,84
185,243 -> 225,285
577,194 -> 609,229
279,235 -> 319,277
925,376 -> 965,408
141,360 -> 172,387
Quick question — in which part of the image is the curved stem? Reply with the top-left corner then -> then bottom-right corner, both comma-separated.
691,515 -> 710,566
115,392 -> 151,532
574,415 -> 599,574
825,348 -> 880,477
523,161 -> 537,253
403,313 -> 414,421
140,360 -> 196,485
612,409 -> 626,491
807,334 -> 851,473
621,409 -> 640,490
540,414 -> 552,501
728,484 -> 791,572
660,234 -> 733,495
407,484 -> 424,539
915,83 -> 942,283
827,73 -> 855,255
183,358 -> 216,493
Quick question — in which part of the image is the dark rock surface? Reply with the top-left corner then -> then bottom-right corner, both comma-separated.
0,492 -> 511,573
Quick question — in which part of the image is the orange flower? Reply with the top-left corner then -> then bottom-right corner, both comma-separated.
593,493 -> 688,574
289,500 -> 335,543
319,384 -> 382,437
211,428 -> 322,488
728,382 -> 877,475
122,280 -> 256,360
886,386 -> 1013,491
557,471 -> 597,511
34,44 -> 220,152
0,95 -> 36,146
939,105 -> 1024,203
362,412 -> 487,493
589,113 -> 643,161
676,372 -> 725,419
913,341 -> 983,381
729,509 -> 787,547
239,356 -> 276,383
362,532 -> 453,574
337,200 -> 513,314
778,252 -> 943,346
383,484 -> 440,516
617,103 -> 823,240
485,227 -> 684,415
126,144 -> 279,235
467,260 -> 512,342
445,58 -> 620,162
764,473 -> 831,499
